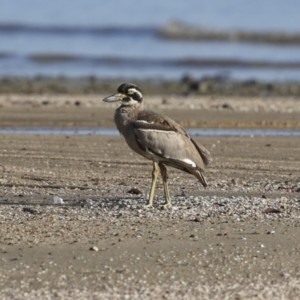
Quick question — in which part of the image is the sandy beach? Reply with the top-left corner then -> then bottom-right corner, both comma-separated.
0,94 -> 300,299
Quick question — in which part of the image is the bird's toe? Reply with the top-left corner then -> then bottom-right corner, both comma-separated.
144,203 -> 153,208
160,203 -> 172,209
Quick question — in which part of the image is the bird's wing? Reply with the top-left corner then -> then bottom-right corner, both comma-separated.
134,110 -> 188,136
133,111 -> 207,171
133,111 -> 182,150
161,114 -> 213,167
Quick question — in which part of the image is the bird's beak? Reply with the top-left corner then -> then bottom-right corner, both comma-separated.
103,93 -> 125,102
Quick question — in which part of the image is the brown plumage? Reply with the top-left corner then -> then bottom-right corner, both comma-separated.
103,83 -> 212,207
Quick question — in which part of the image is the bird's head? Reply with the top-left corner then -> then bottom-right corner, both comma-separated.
103,83 -> 143,107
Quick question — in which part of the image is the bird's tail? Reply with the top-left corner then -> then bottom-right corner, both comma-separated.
191,138 -> 213,167
194,169 -> 208,188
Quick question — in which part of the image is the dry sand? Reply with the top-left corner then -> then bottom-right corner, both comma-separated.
0,94 -> 299,299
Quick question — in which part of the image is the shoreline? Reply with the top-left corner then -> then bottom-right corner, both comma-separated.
0,94 -> 299,129
1,76 -> 300,97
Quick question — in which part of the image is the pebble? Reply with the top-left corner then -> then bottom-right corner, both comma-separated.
89,246 -> 99,252
53,196 -> 64,205
83,194 -> 299,223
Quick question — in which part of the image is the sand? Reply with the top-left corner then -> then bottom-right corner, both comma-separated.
0,94 -> 299,299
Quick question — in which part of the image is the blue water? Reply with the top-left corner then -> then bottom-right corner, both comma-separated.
0,127 -> 299,137
1,0 -> 300,81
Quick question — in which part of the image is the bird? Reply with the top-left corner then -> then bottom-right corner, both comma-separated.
103,83 -> 212,208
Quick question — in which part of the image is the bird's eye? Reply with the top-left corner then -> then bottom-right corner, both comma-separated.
127,89 -> 134,95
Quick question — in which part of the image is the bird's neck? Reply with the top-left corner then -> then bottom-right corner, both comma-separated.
120,102 -> 144,110
114,103 -> 144,135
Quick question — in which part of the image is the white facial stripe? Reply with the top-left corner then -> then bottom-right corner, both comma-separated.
128,88 -> 142,99
122,98 -> 139,106
182,158 -> 196,167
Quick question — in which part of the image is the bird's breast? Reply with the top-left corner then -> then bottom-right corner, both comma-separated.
114,110 -> 133,134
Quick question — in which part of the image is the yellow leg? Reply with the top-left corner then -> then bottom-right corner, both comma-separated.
159,163 -> 172,208
145,162 -> 159,207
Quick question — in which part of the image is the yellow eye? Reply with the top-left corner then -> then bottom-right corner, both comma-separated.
127,89 -> 135,95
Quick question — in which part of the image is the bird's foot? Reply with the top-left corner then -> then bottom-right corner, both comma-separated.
160,203 -> 172,209
144,203 -> 153,208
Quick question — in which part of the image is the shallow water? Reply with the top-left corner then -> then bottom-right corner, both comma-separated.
0,127 -> 299,136
1,0 -> 300,80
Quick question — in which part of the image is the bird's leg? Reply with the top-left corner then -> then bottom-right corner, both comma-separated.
145,162 -> 159,207
159,163 -> 172,208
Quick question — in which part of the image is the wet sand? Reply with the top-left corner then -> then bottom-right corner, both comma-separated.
0,94 -> 300,128
0,94 -> 300,299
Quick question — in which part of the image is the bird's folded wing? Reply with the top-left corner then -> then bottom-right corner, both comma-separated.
133,114 -> 183,153
133,114 -> 202,168
133,112 -> 212,171
134,111 -> 188,134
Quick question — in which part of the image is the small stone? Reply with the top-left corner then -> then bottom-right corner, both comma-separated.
90,246 -> 99,252
53,196 -> 64,204
22,207 -> 38,214
263,208 -> 281,214
231,179 -> 237,185
127,188 -> 142,195
192,217 -> 201,222
85,199 -> 94,206
221,103 -> 233,110
161,98 -> 168,105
